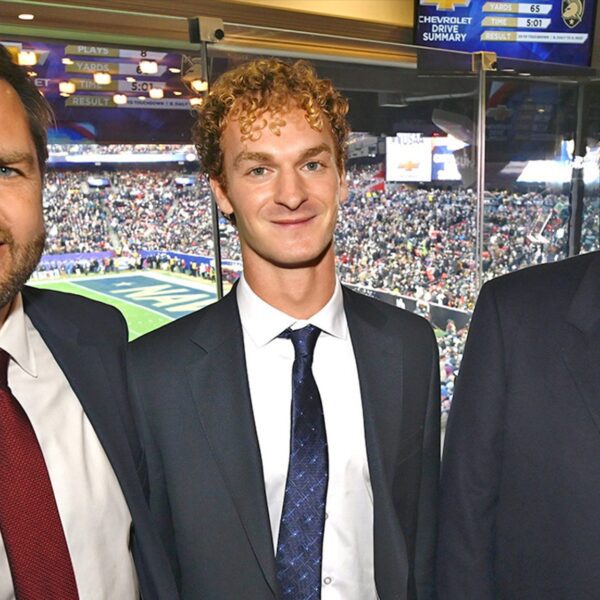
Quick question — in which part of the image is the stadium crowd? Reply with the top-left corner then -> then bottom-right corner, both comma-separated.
42,165 -> 587,311
48,143 -> 196,156
40,164 -> 598,411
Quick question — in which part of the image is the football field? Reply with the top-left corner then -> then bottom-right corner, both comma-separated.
31,270 -> 221,340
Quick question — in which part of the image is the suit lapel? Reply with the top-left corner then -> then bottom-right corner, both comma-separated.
563,254 -> 600,435
343,288 -> 408,599
186,291 -> 278,596
22,288 -> 144,521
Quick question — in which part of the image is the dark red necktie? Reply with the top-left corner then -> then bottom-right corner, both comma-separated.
0,349 -> 79,599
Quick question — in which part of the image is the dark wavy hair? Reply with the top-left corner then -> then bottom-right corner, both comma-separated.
0,44 -> 54,176
193,58 -> 350,184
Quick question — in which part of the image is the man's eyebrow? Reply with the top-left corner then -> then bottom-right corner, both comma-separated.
298,143 -> 332,162
0,150 -> 35,166
233,151 -> 273,169
232,144 -> 333,169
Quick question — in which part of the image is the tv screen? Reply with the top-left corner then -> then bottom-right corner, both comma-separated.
1,39 -> 196,144
385,134 -> 464,182
415,0 -> 598,67
386,134 -> 433,182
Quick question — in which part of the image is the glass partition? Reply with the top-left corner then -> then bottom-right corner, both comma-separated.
205,43 -> 479,420
484,61 -> 579,282
580,79 -> 600,253
0,38 -> 220,339
2,27 -> 599,420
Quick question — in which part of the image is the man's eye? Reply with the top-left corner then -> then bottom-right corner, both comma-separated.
0,166 -> 17,178
249,167 -> 267,176
305,161 -> 322,171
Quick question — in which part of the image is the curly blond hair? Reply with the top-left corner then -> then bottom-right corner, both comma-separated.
193,58 -> 350,184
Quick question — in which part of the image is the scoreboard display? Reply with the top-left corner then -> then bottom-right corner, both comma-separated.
415,0 -> 598,66
1,39 -> 196,144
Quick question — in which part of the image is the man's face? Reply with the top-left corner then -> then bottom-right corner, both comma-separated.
0,79 -> 45,309
211,105 -> 348,272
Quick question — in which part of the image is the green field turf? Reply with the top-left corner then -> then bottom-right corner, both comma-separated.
31,271 -> 219,340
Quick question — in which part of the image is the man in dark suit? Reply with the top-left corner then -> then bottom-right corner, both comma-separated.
130,58 -> 440,600
0,45 -> 176,599
438,251 -> 600,599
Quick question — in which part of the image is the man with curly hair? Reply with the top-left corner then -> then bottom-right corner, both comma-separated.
130,58 -> 440,600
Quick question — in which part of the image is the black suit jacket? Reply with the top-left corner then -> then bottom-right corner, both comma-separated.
22,286 -> 178,600
129,285 -> 440,600
437,251 -> 600,599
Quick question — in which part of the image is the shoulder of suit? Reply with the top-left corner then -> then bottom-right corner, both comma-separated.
484,251 -> 598,301
23,285 -> 127,332
24,285 -> 122,315
342,284 -> 436,343
132,289 -> 237,351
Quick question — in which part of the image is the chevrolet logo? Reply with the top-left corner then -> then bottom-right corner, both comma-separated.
399,161 -> 420,171
420,0 -> 471,10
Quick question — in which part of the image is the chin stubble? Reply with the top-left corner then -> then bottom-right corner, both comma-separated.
0,230 -> 46,309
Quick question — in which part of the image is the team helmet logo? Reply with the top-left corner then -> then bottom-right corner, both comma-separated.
420,0 -> 471,10
562,0 -> 584,28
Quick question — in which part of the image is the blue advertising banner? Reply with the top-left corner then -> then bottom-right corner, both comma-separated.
415,0 -> 597,66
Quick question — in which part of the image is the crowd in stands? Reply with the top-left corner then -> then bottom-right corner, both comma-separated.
42,165 -> 588,311
48,143 -> 196,156
40,164 -> 599,411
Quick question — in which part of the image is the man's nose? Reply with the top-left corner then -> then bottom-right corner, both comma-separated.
275,168 -> 307,210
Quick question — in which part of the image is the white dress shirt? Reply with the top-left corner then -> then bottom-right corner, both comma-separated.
237,276 -> 379,599
0,294 -> 138,600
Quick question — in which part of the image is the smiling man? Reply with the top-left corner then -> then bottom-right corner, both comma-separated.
129,58 -> 440,600
0,45 -> 177,599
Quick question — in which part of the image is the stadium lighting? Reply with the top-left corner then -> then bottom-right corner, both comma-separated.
59,81 -> 76,95
18,14 -> 35,21
126,76 -> 136,83
93,71 -> 111,85
27,71 -> 37,77
189,97 -> 203,108
173,91 -> 182,96
139,59 -> 158,74
17,50 -> 37,66
149,88 -> 164,99
181,56 -> 209,95
61,57 -> 74,65
113,94 -> 128,105
169,67 -> 181,73
190,78 -> 208,93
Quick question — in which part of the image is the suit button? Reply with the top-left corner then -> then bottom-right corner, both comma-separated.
323,577 -> 332,585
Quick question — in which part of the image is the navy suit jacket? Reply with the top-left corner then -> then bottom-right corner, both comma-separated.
438,251 -> 600,599
22,286 -> 178,600
129,285 -> 440,600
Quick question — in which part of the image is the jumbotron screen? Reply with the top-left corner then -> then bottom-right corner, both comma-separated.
415,0 -> 598,66
385,134 -> 463,182
1,39 -> 196,144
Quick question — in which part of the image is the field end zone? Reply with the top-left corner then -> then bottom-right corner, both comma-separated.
30,271 -> 219,340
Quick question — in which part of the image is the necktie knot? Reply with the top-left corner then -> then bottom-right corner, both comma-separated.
280,324 -> 321,359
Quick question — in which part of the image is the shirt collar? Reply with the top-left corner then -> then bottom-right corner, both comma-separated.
236,275 -> 348,347
0,293 -> 37,377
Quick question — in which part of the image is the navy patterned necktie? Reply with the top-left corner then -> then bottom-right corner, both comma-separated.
276,324 -> 329,600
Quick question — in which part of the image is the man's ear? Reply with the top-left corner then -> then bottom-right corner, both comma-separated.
210,176 -> 234,217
